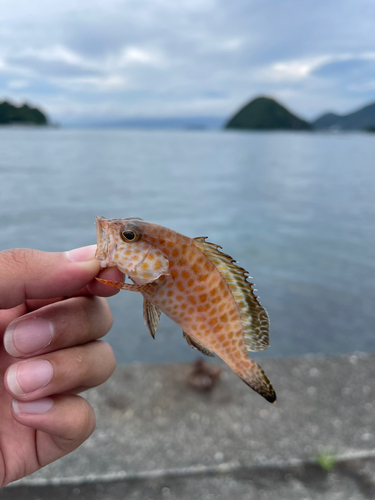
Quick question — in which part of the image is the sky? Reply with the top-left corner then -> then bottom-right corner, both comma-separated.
1,0 -> 375,125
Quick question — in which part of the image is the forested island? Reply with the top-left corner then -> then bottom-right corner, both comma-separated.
312,102 -> 375,131
2,95 -> 375,131
225,96 -> 375,132
225,97 -> 311,131
0,101 -> 48,125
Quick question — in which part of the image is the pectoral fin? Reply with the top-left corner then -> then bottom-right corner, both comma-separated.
95,278 -> 152,293
183,331 -> 215,357
143,299 -> 162,338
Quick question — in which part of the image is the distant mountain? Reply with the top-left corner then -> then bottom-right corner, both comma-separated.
312,102 -> 375,131
225,96 -> 311,131
62,116 -> 225,130
0,101 -> 48,125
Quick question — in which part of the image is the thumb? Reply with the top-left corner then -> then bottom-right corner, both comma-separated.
0,246 -> 100,309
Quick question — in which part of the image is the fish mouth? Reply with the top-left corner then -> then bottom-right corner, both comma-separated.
95,215 -> 144,269
95,216 -> 116,268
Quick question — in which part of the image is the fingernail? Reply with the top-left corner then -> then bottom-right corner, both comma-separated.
12,398 -> 53,415
7,360 -> 53,396
66,245 -> 97,263
4,317 -> 54,357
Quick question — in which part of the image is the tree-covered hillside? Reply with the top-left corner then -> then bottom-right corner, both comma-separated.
0,101 -> 48,125
225,97 -> 311,131
312,102 -> 375,131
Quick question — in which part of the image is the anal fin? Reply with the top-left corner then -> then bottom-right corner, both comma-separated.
183,331 -> 215,357
143,299 -> 162,338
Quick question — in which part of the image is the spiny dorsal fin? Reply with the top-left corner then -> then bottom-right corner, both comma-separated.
143,299 -> 162,338
183,331 -> 215,357
193,237 -> 269,352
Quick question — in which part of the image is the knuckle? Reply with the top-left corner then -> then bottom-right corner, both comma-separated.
68,399 -> 96,442
0,249 -> 39,274
78,402 -> 96,440
79,402 -> 96,439
98,341 -> 117,377
69,296 -> 94,339
82,341 -> 116,384
88,296 -> 114,333
98,297 -> 113,334
100,298 -> 114,329
0,249 -> 46,308
72,296 -> 113,339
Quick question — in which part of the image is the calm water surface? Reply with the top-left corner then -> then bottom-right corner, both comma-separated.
0,128 -> 374,363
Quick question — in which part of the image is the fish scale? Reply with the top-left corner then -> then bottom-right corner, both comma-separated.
95,216 -> 276,403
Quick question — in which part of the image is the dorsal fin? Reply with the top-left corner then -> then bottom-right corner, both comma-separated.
193,237 -> 269,352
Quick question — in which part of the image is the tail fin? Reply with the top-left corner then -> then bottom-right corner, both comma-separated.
236,358 -> 276,403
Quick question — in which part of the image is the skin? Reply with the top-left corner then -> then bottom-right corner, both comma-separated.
0,245 -> 123,487
96,218 -> 276,403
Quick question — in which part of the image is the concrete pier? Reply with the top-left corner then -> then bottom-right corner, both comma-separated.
3,352 -> 375,499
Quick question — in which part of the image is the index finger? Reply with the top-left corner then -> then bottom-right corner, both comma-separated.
0,246 -> 112,309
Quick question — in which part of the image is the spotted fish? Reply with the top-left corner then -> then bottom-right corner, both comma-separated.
95,216 -> 276,403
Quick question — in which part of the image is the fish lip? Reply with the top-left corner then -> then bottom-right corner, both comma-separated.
95,216 -> 113,267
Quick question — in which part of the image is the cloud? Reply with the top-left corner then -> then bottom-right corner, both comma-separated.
260,56 -> 332,82
118,47 -> 166,67
260,52 -> 375,81
1,0 -> 375,123
52,75 -> 127,93
18,46 -> 82,66
312,54 -> 375,81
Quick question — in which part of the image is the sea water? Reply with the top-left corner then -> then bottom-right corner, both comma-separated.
0,128 -> 374,363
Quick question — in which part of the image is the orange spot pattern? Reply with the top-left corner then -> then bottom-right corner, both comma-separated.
103,220 -> 253,392
139,233 -> 246,374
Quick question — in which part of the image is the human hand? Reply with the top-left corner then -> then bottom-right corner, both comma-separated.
0,246 -> 123,486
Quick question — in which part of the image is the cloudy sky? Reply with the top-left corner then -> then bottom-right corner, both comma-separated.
1,0 -> 375,125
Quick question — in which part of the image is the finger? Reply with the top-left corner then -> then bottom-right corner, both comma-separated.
4,296 -> 113,358
85,265 -> 124,296
11,394 -> 96,468
25,264 -> 124,311
5,341 -> 116,400
23,267 -> 124,307
0,305 -> 27,336
0,252 -> 123,318
0,246 -> 99,309
25,298 -> 64,312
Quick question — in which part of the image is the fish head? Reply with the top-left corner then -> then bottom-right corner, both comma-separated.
95,216 -> 169,284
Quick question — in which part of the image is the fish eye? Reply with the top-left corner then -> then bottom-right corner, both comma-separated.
120,227 -> 141,242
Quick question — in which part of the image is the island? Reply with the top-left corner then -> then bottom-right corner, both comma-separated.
225,96 -> 311,131
312,102 -> 375,131
0,101 -> 48,126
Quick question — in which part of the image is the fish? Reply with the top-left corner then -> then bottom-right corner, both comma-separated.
95,216 -> 276,403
